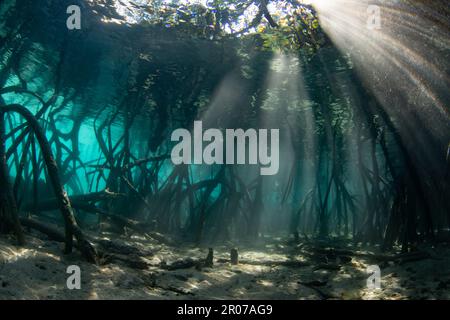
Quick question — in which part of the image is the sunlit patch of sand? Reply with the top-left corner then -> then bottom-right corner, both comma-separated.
1,233 -> 449,300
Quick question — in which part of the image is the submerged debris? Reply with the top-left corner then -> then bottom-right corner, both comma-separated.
1,233 -> 449,300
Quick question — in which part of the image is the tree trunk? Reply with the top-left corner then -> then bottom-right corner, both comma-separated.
1,104 -> 97,263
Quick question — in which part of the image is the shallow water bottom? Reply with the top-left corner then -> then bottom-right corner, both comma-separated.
0,232 -> 449,300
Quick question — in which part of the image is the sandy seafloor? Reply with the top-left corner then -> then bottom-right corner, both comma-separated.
1,230 -> 449,300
